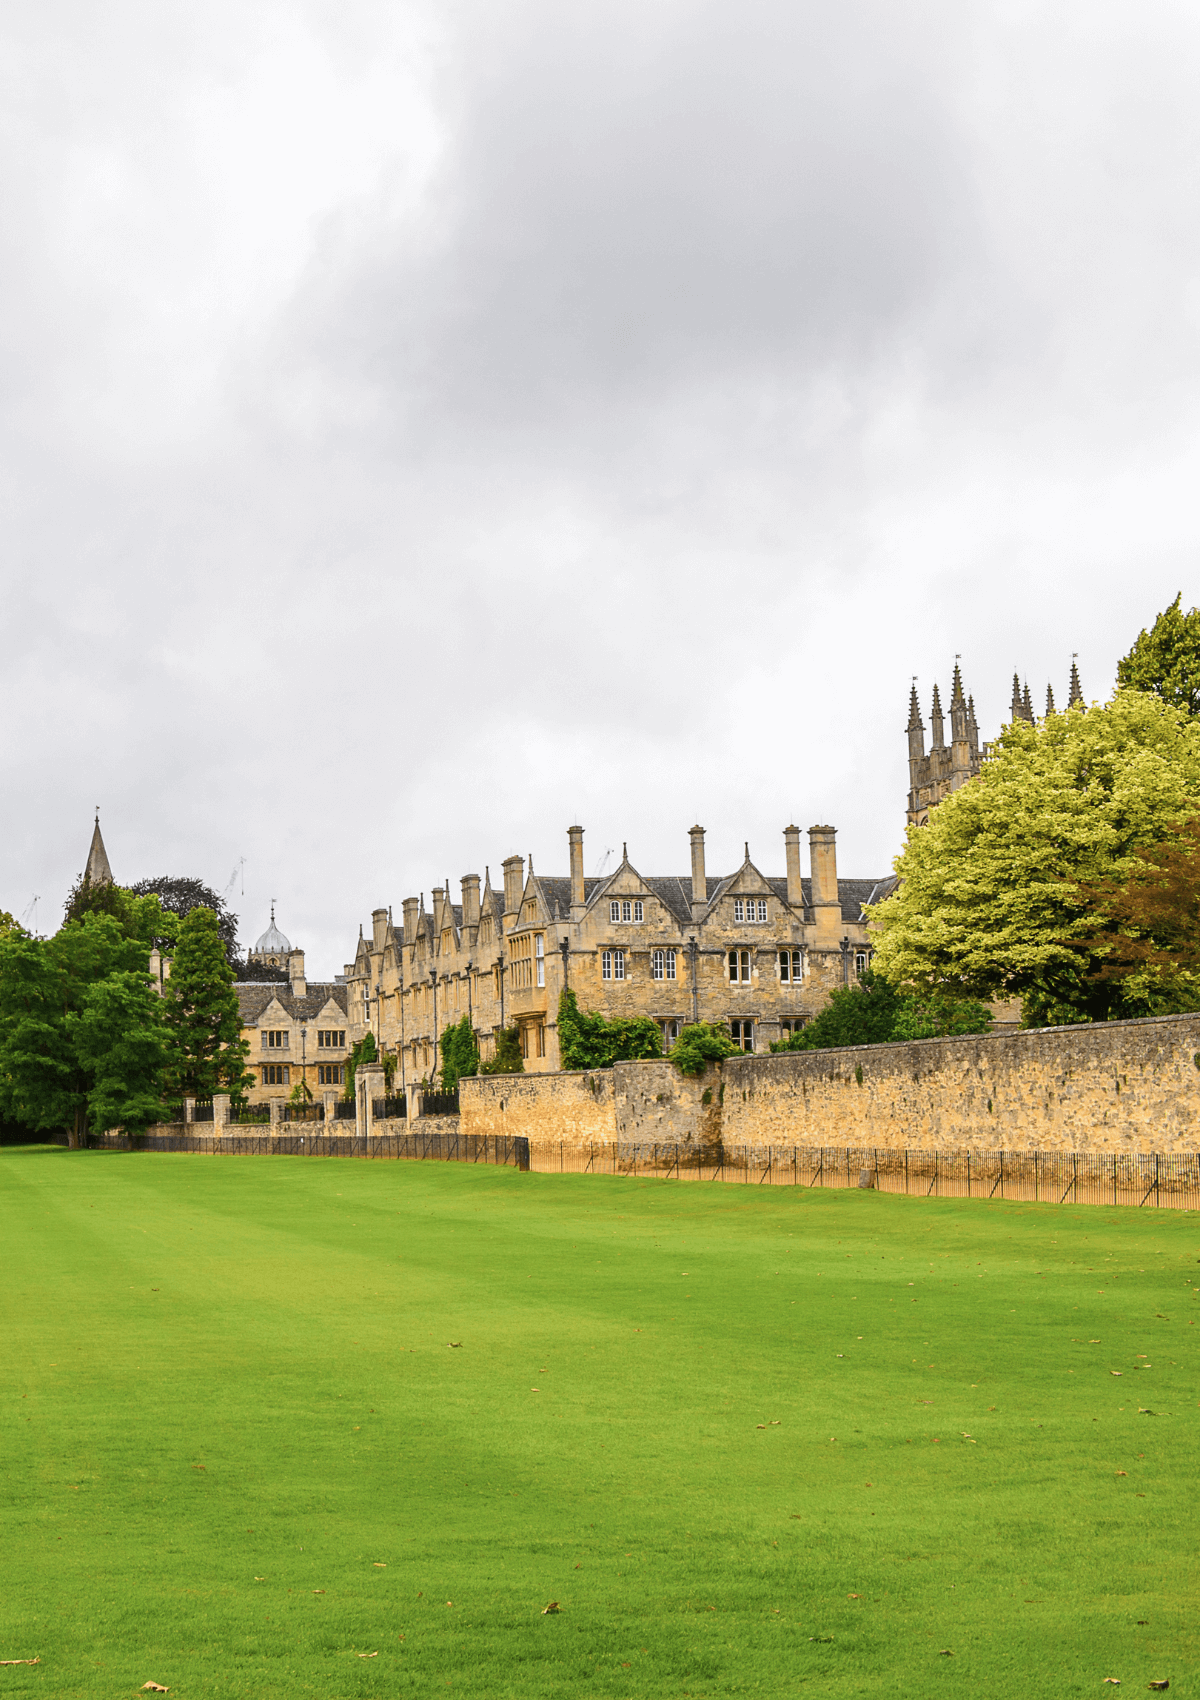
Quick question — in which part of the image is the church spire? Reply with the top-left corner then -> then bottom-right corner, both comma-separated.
1045,683 -> 1056,718
930,683 -> 945,749
1068,657 -> 1083,706
1010,672 -> 1024,723
1022,681 -> 1034,722
84,811 -> 113,887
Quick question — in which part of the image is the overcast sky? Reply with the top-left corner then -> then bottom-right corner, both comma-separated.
2,0 -> 1198,973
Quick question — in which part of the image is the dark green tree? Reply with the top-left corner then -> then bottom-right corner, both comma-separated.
1117,594 -> 1200,717
770,970 -> 991,1052
128,876 -> 240,965
0,913 -> 162,1145
669,1022 -> 740,1077
480,1026 -> 524,1075
70,973 -> 170,1133
557,989 -> 663,1070
439,1016 -> 480,1092
161,907 -> 252,1098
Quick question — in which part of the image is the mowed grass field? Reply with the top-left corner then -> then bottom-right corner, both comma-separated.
2,1149 -> 1199,1700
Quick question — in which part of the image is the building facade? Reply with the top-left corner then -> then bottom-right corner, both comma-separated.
235,913 -> 350,1105
341,823 -> 889,1084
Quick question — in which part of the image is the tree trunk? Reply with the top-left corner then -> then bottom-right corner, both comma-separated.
68,1103 -> 86,1150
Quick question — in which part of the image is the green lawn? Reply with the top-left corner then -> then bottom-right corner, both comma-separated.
2,1148 -> 1198,1699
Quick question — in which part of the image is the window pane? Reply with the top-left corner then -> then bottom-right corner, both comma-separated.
622,901 -> 631,922
603,951 -> 611,979
610,901 -> 620,922
758,900 -> 767,921
728,949 -> 738,982
666,949 -> 676,980
652,950 -> 663,980
614,950 -> 625,980
734,899 -> 743,921
634,901 -> 643,921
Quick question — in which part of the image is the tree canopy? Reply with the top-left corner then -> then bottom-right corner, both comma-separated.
128,876 -> 240,965
1117,594 -> 1200,718
0,913 -> 168,1144
869,690 -> 1200,1025
769,970 -> 991,1052
161,907 -> 252,1098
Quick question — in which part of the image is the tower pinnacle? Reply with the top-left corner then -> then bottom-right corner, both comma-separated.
84,813 -> 113,887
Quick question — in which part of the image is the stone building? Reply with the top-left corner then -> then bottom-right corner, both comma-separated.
342,823 -> 888,1085
906,660 -> 1083,827
235,911 -> 350,1105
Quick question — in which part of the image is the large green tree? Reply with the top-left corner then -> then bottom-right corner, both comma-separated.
870,690 -> 1200,1025
1117,594 -> 1200,717
769,970 -> 991,1052
0,913 -> 167,1145
161,907 -> 252,1097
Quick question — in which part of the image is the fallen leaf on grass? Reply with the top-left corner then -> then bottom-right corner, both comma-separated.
254,1576 -> 266,1581
0,1659 -> 40,1667
542,1602 -> 560,1615
1111,1372 -> 1123,1377
313,1590 -> 325,1595
373,1562 -> 386,1568
809,1636 -> 833,1644
756,1424 -> 766,1429
847,1593 -> 861,1599
1147,1683 -> 1169,1691
938,1649 -> 954,1657
1115,1471 -> 1128,1477
356,1652 -> 378,1658
448,1342 -> 462,1348
141,1685 -> 169,1693
1103,1680 -> 1120,1686
192,1464 -> 206,1471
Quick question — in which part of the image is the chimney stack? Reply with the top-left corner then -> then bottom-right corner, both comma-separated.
783,825 -> 803,908
401,896 -> 420,947
371,907 -> 387,951
288,949 -> 307,998
568,825 -> 586,914
808,825 -> 841,945
502,855 -> 524,916
689,825 -> 707,918
461,874 -> 480,932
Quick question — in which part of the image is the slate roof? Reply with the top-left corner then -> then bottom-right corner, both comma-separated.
236,982 -> 350,1024
526,873 -> 887,926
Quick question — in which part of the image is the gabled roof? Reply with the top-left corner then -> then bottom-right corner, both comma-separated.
236,983 -> 349,1024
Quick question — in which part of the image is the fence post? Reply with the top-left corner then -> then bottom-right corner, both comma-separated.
213,1094 -> 230,1136
269,1098 -> 283,1135
184,1097 -> 196,1124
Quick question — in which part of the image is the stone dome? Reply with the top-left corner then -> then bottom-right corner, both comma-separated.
253,906 -> 291,956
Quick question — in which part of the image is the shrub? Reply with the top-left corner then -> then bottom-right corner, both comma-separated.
557,990 -> 662,1069
670,1023 -> 739,1077
480,1026 -> 524,1075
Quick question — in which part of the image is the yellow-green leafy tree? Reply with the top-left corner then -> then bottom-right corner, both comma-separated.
869,690 -> 1200,1026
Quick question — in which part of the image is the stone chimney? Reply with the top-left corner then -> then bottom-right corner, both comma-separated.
808,825 -> 841,946
461,874 -> 480,932
568,825 -> 586,915
371,907 -> 388,951
689,825 -> 707,918
783,825 -> 803,908
401,897 -> 420,948
502,855 -> 524,916
288,949 -> 307,998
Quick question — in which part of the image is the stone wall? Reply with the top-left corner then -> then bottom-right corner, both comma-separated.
462,1014 -> 1200,1155
460,1070 -> 616,1147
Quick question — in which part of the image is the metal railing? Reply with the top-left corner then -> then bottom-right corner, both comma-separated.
372,1096 -> 407,1120
528,1142 -> 1200,1208
332,1100 -> 356,1121
89,1130 -> 529,1168
228,1104 -> 270,1125
282,1103 -> 324,1123
421,1091 -> 460,1117
192,1101 -> 214,1123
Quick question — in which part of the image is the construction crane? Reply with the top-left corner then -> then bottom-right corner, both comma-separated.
19,893 -> 40,933
222,858 -> 246,903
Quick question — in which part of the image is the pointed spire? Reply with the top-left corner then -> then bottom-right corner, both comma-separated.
744,841 -> 750,862
1068,656 -> 1083,706
1022,681 -> 1033,722
967,693 -> 977,730
1045,683 -> 1056,718
907,680 -> 923,731
84,812 -> 113,887
950,660 -> 965,704
622,841 -> 628,862
1011,672 -> 1024,720
930,683 -> 945,748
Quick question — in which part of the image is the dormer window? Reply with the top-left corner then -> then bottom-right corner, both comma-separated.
610,900 -> 643,923
734,898 -> 768,922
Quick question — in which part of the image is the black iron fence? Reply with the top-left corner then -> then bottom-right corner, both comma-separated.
332,1100 -> 356,1121
228,1104 -> 270,1125
89,1129 -> 529,1168
532,1142 -> 1200,1209
421,1091 -> 459,1117
192,1101 -> 214,1123
283,1103 -> 324,1123
372,1096 -> 407,1120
